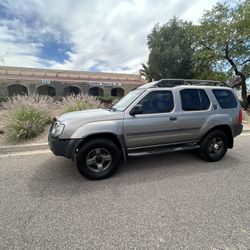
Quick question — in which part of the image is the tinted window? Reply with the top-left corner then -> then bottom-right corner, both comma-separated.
180,89 -> 210,111
138,91 -> 174,114
200,89 -> 210,110
212,89 -> 237,109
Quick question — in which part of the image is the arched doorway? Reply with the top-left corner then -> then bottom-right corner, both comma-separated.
37,85 -> 56,97
111,87 -> 125,97
88,87 -> 104,96
64,86 -> 81,95
7,84 -> 28,96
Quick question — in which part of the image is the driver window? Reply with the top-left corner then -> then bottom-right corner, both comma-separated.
138,91 -> 174,114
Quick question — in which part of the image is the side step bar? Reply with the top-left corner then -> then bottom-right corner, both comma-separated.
128,144 -> 200,157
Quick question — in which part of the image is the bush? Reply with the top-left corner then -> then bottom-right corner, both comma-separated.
2,95 -> 54,142
61,94 -> 103,113
96,96 -> 121,108
0,95 -> 8,103
7,106 -> 51,140
97,96 -> 118,103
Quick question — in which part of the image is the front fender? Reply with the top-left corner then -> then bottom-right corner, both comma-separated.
71,120 -> 126,162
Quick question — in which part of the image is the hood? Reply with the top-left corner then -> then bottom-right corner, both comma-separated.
58,109 -> 124,125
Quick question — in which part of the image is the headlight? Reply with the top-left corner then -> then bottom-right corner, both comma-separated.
51,122 -> 65,136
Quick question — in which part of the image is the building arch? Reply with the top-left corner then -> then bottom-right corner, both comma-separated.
7,84 -> 28,96
37,85 -> 56,97
64,85 -> 81,95
111,87 -> 125,97
88,87 -> 104,97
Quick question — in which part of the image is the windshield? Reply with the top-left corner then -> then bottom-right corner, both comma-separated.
112,89 -> 145,111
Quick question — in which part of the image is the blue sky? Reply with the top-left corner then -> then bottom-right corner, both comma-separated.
0,0 -> 220,73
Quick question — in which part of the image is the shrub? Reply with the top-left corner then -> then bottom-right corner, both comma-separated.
97,96 -> 118,103
2,95 -> 55,142
61,94 -> 103,113
96,96 -> 121,108
7,106 -> 51,140
0,95 -> 8,103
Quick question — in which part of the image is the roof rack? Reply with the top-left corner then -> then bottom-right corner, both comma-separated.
151,79 -> 229,88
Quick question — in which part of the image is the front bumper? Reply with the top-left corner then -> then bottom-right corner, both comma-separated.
48,133 -> 81,160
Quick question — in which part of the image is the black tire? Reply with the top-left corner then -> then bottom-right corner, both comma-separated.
76,138 -> 121,180
199,130 -> 228,162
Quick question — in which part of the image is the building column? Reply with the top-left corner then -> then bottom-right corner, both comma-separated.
103,87 -> 111,97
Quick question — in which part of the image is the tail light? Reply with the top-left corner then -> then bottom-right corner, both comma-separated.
239,109 -> 243,124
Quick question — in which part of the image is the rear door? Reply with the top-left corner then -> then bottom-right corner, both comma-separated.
177,88 -> 214,141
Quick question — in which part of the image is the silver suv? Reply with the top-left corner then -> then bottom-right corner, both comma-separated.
48,79 -> 243,180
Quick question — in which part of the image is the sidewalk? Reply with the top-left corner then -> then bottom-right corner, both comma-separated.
243,110 -> 250,131
243,123 -> 250,132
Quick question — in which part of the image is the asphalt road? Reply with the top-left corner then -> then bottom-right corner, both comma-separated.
1,135 -> 250,250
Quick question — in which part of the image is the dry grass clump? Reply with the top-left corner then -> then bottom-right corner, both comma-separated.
61,94 -> 103,113
2,94 -> 56,113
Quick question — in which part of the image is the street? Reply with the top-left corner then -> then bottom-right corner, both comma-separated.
1,135 -> 250,250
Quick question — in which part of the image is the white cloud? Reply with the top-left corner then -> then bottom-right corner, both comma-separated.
0,0 -> 219,73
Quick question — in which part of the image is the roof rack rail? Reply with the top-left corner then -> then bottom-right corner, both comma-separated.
152,79 -> 229,88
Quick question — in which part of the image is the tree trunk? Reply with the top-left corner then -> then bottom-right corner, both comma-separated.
241,76 -> 247,103
225,50 -> 247,103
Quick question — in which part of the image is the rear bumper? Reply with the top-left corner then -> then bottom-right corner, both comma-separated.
233,124 -> 243,137
48,134 -> 81,159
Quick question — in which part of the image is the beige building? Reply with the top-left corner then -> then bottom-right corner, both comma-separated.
0,66 -> 146,97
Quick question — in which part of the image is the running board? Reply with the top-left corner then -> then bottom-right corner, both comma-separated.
128,144 -> 200,157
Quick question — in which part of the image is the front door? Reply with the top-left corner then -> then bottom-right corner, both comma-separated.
123,90 -> 181,149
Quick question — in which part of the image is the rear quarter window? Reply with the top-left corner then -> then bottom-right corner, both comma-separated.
212,89 -> 237,109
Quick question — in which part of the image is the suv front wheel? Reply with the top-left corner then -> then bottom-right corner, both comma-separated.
199,130 -> 229,162
76,138 -> 121,180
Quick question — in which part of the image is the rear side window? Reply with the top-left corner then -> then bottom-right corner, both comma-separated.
180,89 -> 210,111
212,89 -> 237,109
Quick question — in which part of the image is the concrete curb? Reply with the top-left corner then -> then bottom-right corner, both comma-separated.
0,143 -> 49,154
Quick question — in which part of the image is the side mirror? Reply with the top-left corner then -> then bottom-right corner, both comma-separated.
130,104 -> 143,116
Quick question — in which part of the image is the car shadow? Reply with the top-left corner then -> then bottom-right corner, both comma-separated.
28,150 -> 240,198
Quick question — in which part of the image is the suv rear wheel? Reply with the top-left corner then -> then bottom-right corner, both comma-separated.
199,130 -> 228,162
76,138 -> 121,180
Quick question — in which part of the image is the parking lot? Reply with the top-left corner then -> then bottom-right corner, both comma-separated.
1,135 -> 250,250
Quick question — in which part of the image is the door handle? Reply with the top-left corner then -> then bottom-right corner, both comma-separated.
169,117 -> 177,121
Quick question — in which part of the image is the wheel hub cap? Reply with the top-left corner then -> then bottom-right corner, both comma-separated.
208,137 -> 224,156
86,148 -> 112,173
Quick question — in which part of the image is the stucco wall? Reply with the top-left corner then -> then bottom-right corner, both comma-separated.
0,66 -> 145,97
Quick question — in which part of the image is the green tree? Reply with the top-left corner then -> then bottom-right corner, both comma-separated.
142,18 -> 195,81
196,0 -> 250,102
